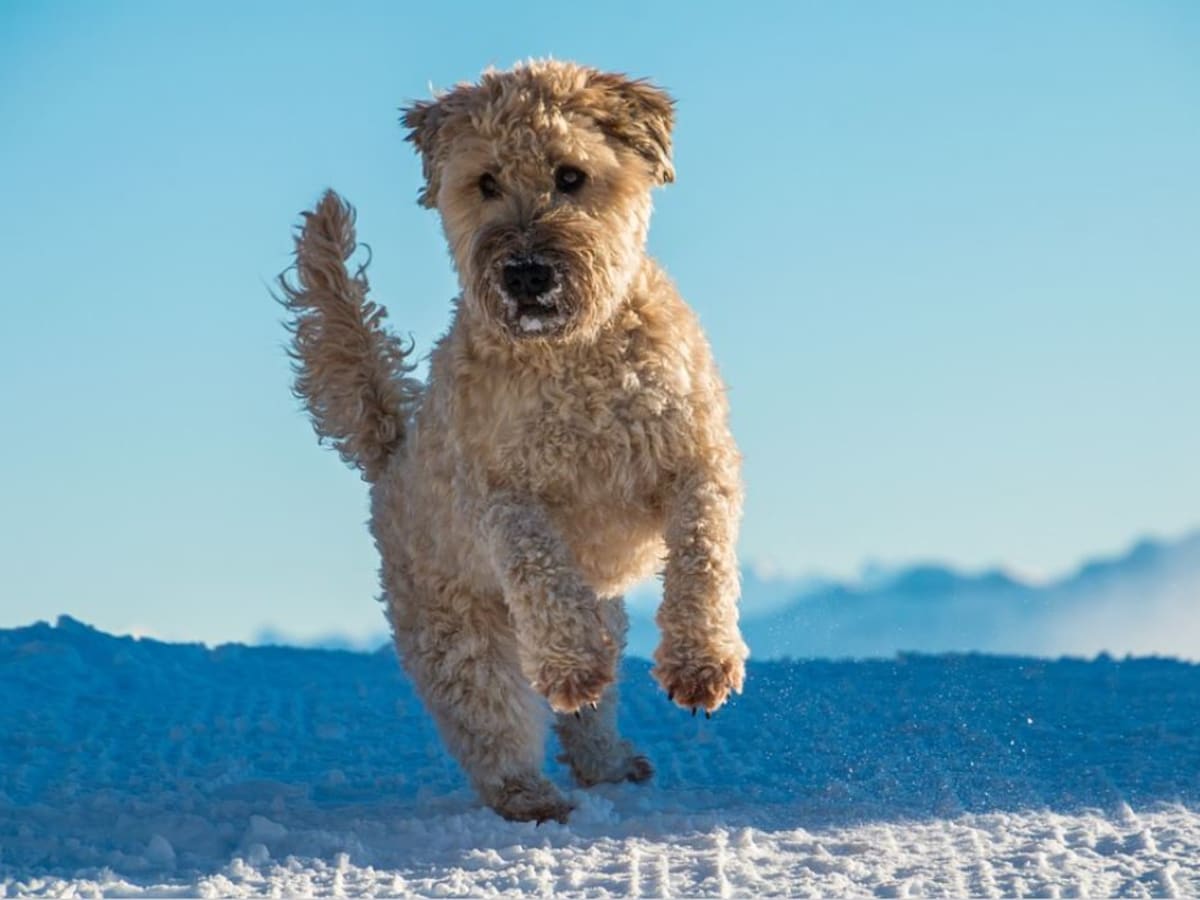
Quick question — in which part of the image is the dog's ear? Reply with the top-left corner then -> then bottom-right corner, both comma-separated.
401,99 -> 446,208
586,73 -> 676,185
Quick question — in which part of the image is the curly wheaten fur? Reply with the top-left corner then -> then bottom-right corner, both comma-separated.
279,60 -> 748,824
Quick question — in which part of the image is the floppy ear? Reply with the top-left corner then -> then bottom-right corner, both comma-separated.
401,99 -> 445,208
586,73 -> 676,185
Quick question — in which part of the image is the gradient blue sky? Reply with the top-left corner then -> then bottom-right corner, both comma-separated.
2,1 -> 1198,644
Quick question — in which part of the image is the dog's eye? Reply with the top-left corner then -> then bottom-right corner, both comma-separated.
478,173 -> 500,200
554,166 -> 587,195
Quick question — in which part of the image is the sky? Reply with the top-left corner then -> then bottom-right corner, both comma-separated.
1,1 -> 1198,644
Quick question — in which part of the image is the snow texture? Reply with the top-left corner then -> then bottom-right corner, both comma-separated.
3,616 -> 1199,897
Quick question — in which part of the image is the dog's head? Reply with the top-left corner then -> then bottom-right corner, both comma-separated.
403,60 -> 674,343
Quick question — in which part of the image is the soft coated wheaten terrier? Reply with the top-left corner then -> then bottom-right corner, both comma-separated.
279,60 -> 748,824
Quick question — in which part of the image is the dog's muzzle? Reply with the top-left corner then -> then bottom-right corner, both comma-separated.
499,257 -> 567,335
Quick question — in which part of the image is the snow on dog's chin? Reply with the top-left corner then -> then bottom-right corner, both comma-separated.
499,284 -> 570,338
517,310 -> 569,334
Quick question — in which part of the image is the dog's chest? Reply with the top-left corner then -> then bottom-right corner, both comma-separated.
476,359 -> 689,506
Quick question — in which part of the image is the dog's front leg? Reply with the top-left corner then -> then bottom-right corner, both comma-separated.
653,469 -> 750,713
482,494 -> 616,713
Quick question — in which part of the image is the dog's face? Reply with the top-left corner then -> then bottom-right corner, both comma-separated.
403,61 -> 674,343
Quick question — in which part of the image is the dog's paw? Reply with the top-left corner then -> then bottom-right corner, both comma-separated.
565,752 -> 655,788
534,652 -> 615,713
557,735 -> 655,788
652,644 -> 746,713
489,773 -> 574,825
528,611 -> 617,713
625,754 -> 655,783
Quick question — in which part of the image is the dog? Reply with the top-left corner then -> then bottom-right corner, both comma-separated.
279,60 -> 748,824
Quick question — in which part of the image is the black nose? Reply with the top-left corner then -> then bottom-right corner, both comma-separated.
502,260 -> 555,300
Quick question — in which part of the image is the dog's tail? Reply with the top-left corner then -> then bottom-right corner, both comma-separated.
278,190 -> 421,482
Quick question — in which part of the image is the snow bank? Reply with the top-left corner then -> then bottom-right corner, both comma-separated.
2,617 -> 1198,896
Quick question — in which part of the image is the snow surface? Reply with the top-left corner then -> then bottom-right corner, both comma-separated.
3,617 -> 1199,897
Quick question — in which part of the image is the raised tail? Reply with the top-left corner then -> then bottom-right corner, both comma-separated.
278,190 -> 420,482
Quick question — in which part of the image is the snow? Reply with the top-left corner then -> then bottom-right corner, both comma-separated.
3,617 -> 1199,896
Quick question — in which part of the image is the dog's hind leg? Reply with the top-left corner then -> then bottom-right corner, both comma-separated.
553,600 -> 654,787
388,582 -> 573,824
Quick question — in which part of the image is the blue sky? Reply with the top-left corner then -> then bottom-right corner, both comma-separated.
1,1 -> 1198,644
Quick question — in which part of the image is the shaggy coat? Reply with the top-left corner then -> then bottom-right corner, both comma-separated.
280,60 -> 748,824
